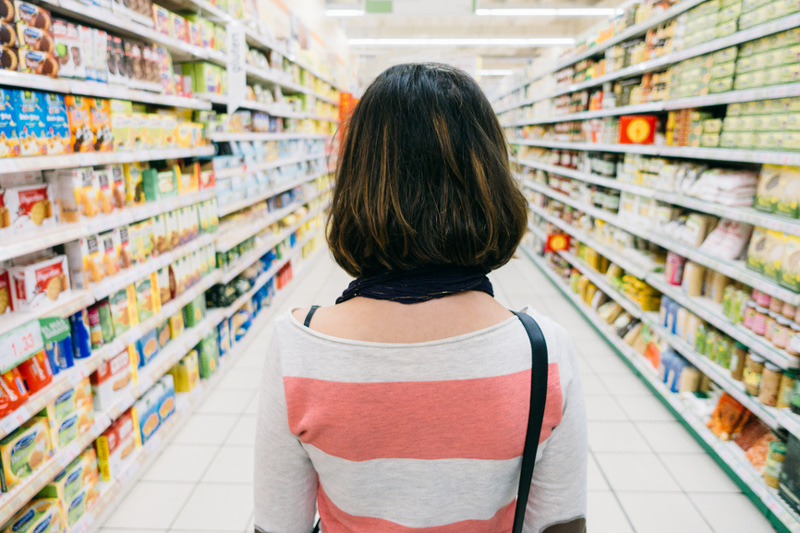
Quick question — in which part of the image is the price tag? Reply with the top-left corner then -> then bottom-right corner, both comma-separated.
226,22 -> 246,115
0,321 -> 44,371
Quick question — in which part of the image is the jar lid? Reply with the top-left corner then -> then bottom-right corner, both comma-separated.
765,362 -> 781,371
778,316 -> 792,325
749,353 -> 766,363
746,301 -> 756,308
769,311 -> 780,318
755,305 -> 769,313
792,322 -> 800,332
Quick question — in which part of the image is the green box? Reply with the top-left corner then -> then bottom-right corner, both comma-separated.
142,168 -> 177,202
197,333 -> 220,379
183,294 -> 206,328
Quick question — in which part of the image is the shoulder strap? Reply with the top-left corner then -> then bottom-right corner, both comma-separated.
304,305 -> 320,328
511,310 -> 549,533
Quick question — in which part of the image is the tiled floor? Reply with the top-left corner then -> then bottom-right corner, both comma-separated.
100,252 -> 777,533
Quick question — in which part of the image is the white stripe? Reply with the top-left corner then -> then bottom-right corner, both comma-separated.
306,445 -> 519,527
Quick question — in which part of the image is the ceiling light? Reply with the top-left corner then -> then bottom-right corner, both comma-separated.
478,69 -> 513,76
326,8 -> 365,16
475,8 -> 618,16
347,38 -> 574,46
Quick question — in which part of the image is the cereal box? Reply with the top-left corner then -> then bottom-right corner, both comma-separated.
65,95 -> 93,153
91,347 -> 132,411
168,311 -> 183,340
0,88 -> 19,157
98,229 -> 119,278
87,98 -> 112,152
41,92 -> 70,155
122,161 -> 145,205
15,90 -> 47,155
135,327 -> 159,368
94,167 -> 113,214
135,272 -> 160,322
1,498 -> 66,533
45,167 -> 97,221
9,254 -> 67,311
51,18 -> 82,79
4,182 -> 54,231
0,417 -> 52,491
64,234 -> 104,288
94,408 -> 138,481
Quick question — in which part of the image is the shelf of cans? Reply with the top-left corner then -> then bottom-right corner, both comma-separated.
522,244 -> 800,533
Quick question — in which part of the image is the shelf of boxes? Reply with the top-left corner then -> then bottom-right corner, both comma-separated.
497,12 -> 800,114
0,146 -> 216,176
195,92 -> 307,119
517,158 -> 800,236
492,0 -> 708,104
215,202 -> 299,253
525,180 -> 800,305
217,168 -> 330,217
512,138 -> 800,166
214,153 -> 326,180
207,131 -> 329,142
0,190 -> 217,263
0,291 -> 95,341
522,245 -> 800,533
244,66 -> 338,104
503,84 -> 800,126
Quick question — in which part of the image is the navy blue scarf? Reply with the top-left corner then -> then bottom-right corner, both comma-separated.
336,265 -> 494,304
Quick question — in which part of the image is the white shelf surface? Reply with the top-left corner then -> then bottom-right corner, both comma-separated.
207,131 -> 329,142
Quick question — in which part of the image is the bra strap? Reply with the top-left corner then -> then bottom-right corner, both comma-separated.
304,305 -> 320,328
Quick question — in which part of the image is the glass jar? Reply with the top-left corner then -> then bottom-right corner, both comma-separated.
766,311 -> 779,342
778,369 -> 798,409
731,342 -> 748,381
752,305 -> 769,336
789,323 -> 800,357
754,288 -> 772,308
771,297 -> 785,314
783,302 -> 797,321
744,353 -> 765,396
759,363 -> 782,406
744,302 -> 756,330
774,316 -> 793,350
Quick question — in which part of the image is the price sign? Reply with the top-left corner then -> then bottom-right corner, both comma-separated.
0,320 -> 44,372
227,22 -> 247,115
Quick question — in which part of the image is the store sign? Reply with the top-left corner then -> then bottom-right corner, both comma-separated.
227,22 -> 247,115
0,320 -> 43,372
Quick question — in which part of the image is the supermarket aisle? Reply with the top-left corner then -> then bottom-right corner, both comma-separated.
99,251 -> 776,533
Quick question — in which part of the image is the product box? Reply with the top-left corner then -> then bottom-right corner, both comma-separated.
183,293 -> 205,327
0,87 -> 19,157
155,319 -> 170,350
108,285 -> 137,336
157,374 -> 175,422
91,347 -> 132,410
9,254 -> 68,311
122,161 -> 145,205
133,388 -> 160,444
51,18 -> 82,79
38,403 -> 92,450
168,350 -> 198,392
1,498 -> 66,533
94,408 -> 138,481
98,229 -> 119,277
3,182 -> 54,231
93,167 -> 113,214
64,234 -> 104,289
87,97 -> 113,152
40,448 -> 98,509
134,272 -> 160,322
0,417 -> 52,491
15,1 -> 52,30
41,92 -> 70,155
196,332 -> 219,379
135,327 -> 159,368
15,90 -> 46,155
168,310 -> 183,340
0,267 -> 11,316
45,167 -> 97,221
142,167 -> 177,201
65,95 -> 94,153
19,48 -> 57,77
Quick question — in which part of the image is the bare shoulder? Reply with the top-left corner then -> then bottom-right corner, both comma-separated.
291,307 -> 310,322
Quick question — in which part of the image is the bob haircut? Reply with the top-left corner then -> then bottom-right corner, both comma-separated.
327,63 -> 528,278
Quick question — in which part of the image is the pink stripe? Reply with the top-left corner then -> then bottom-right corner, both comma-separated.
318,484 -> 516,532
284,364 -> 562,461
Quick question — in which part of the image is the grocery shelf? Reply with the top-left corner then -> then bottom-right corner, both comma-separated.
217,168 -> 329,216
207,131 -> 329,142
215,202 -> 299,252
560,250 -> 645,319
503,84 -> 800,125
499,13 -> 800,113
512,138 -> 800,166
196,93 -> 331,120
522,246 -> 800,533
214,154 -> 327,180
518,158 -> 800,236
0,291 -> 95,344
0,71 -> 212,110
491,0 -> 706,104
526,180 -> 800,305
245,66 -> 339,104
0,190 -> 217,263
780,410 -> 800,442
0,146 -> 216,175
527,222 -> 547,241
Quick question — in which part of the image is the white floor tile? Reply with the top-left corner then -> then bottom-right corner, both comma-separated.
585,395 -> 628,421
660,453 -> 742,492
100,530 -> 167,533
617,491 -> 713,533
216,367 -> 263,391
104,481 -> 194,530
226,415 -> 257,446
690,492 -> 776,533
578,374 -> 607,395
196,389 -> 255,415
635,421 -> 706,454
587,492 -> 634,533
245,394 -> 259,415
598,373 -> 652,395
172,414 -> 238,445
141,444 -> 218,483
584,352 -> 635,375
594,452 -> 681,492
587,453 -> 610,491
617,393 -> 675,421
171,484 -> 253,532
203,446 -> 255,484
588,421 -> 651,452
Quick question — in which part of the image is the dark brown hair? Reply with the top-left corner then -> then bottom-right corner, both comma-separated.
327,63 -> 528,277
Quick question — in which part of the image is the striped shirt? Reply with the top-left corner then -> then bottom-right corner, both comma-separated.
254,307 -> 587,533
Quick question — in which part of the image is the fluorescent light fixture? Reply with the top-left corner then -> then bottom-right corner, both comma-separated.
478,69 -> 513,76
348,37 -> 574,46
476,7 -> 618,16
326,8 -> 365,16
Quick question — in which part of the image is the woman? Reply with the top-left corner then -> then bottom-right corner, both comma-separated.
254,63 -> 587,533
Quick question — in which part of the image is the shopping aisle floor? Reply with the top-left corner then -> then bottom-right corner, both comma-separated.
99,251 -> 777,533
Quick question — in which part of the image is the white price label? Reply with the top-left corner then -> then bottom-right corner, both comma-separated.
226,22 -> 247,115
0,321 -> 44,371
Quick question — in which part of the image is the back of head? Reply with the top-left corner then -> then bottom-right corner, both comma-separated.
328,62 -> 528,278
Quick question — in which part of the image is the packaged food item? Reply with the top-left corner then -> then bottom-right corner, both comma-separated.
95,409 -> 138,481
41,447 -> 99,518
707,393 -> 748,441
135,327 -> 159,368
142,167 -> 177,201
0,87 -> 19,158
134,273 -> 159,322
45,167 -> 96,222
40,92 -> 70,155
15,1 -> 52,30
19,48 -> 57,77
108,285 -> 136,336
3,182 -> 54,232
780,235 -> 800,292
759,363 -> 782,406
133,388 -> 160,445
65,95 -> 94,153
778,369 -> 797,409
183,294 -> 205,328
87,97 -> 113,152
0,417 -> 52,491
196,332 -> 219,379
1,498 -> 66,533
0,367 -> 28,417
155,319 -> 170,349
17,349 -> 53,394
91,347 -> 132,410
9,254 -> 68,311
51,18 -> 81,78
168,350 -> 199,392
744,353 -> 766,396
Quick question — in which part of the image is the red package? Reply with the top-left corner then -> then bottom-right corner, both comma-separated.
17,350 -> 53,394
0,367 -> 29,416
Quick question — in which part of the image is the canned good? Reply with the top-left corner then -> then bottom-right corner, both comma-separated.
744,353 -> 765,396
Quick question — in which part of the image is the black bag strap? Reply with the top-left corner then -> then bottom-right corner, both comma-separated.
511,310 -> 549,533
304,305 -> 320,328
